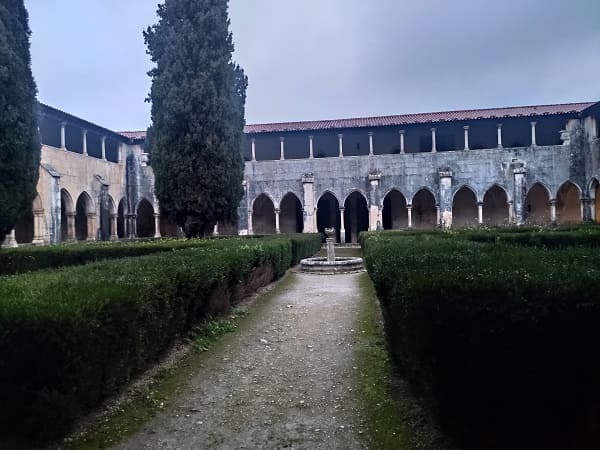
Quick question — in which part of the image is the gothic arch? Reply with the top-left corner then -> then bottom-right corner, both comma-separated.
252,193 -> 276,235
526,183 -> 551,224
136,198 -> 156,238
556,181 -> 582,225
590,178 -> 600,222
411,188 -> 437,228
75,191 -> 94,241
316,190 -> 342,205
317,191 -> 341,242
343,191 -> 369,243
279,192 -> 303,233
410,186 -> 438,206
60,189 -> 74,242
382,189 -> 408,229
251,192 -> 277,211
342,188 -> 368,205
483,184 -> 510,226
452,186 -> 478,227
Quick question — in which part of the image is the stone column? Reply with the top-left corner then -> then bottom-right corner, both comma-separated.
279,137 -> 285,161
463,126 -> 470,150
399,130 -> 405,154
368,171 -> 381,231
86,213 -> 97,241
213,222 -> 219,237
60,122 -> 67,149
308,135 -> 314,159
82,129 -> 88,156
32,210 -> 45,245
302,173 -> 315,233
66,212 -> 76,241
439,169 -> 453,227
436,204 -> 441,226
154,213 -> 162,238
251,138 -> 256,162
127,214 -> 137,239
431,128 -> 437,153
339,207 -> 346,244
477,202 -> 483,225
368,132 -> 374,156
512,164 -> 527,225
338,134 -> 344,158
275,208 -> 281,234
407,205 -> 413,228
497,124 -> 503,149
2,229 -> 18,248
101,136 -> 107,160
508,201 -> 515,224
550,200 -> 557,224
110,213 -> 118,240
248,211 -> 254,236
586,198 -> 595,222
530,121 -> 537,147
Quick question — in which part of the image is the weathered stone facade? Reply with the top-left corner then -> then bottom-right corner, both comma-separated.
3,101 -> 600,247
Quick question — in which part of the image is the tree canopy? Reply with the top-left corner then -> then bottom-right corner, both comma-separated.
144,0 -> 247,237
0,0 -> 40,244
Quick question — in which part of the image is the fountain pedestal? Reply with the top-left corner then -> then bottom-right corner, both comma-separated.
300,228 -> 364,274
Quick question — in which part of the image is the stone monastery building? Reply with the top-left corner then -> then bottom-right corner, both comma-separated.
3,100 -> 600,247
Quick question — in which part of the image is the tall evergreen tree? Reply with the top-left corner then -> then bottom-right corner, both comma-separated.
0,0 -> 40,244
145,0 -> 247,237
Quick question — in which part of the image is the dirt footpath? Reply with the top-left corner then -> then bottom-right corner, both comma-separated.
114,271 -> 368,450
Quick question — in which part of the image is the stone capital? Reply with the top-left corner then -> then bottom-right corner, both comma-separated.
463,125 -> 469,130
302,173 -> 315,184
368,171 -> 381,182
438,170 -> 453,178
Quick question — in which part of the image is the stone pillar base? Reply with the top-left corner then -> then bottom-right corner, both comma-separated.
340,229 -> 346,244
2,230 -> 18,248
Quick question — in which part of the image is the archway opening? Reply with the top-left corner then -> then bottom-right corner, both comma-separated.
383,190 -> 408,229
343,191 -> 369,243
453,187 -> 478,227
556,182 -> 581,224
526,183 -> 550,224
317,192 -> 341,242
61,189 -> 74,242
253,194 -> 276,235
75,192 -> 93,241
483,185 -> 509,226
280,193 -> 303,234
412,189 -> 437,228
117,198 -> 126,238
136,199 -> 156,238
592,179 -> 600,222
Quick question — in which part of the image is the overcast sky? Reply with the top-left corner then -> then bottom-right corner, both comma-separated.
24,0 -> 600,131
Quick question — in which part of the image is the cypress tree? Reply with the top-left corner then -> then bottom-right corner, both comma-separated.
0,0 -> 40,244
144,0 -> 247,237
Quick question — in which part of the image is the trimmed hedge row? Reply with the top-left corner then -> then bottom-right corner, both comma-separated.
0,234 -> 321,441
0,238 -> 220,276
362,231 -> 600,450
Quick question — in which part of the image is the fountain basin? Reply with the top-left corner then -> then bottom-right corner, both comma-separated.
300,256 -> 364,274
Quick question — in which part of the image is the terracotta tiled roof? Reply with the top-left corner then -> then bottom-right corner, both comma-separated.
117,102 -> 597,140
118,130 -> 147,140
244,102 -> 595,134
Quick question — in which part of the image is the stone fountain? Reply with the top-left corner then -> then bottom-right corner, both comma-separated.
300,228 -> 364,274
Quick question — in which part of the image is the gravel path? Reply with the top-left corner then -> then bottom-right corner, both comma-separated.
114,271 -> 368,450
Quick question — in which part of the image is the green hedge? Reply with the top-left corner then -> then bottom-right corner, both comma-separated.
0,239 -> 211,275
362,231 -> 600,450
0,234 -> 321,441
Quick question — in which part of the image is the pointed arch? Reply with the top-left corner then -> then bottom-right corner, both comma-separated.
75,191 -> 94,240
526,183 -> 551,224
316,189 -> 341,205
412,188 -> 437,228
383,189 -> 408,229
410,186 -> 438,206
14,194 -> 42,244
279,192 -> 303,234
136,198 -> 156,238
117,197 -> 127,238
317,191 -> 341,242
590,178 -> 600,222
483,184 -> 509,226
452,186 -> 478,227
556,181 -> 582,225
252,194 -> 276,235
342,188 -> 368,205
251,192 -> 276,211
343,191 -> 369,243
60,189 -> 74,242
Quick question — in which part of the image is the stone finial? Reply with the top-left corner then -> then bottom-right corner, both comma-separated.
302,173 -> 315,183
